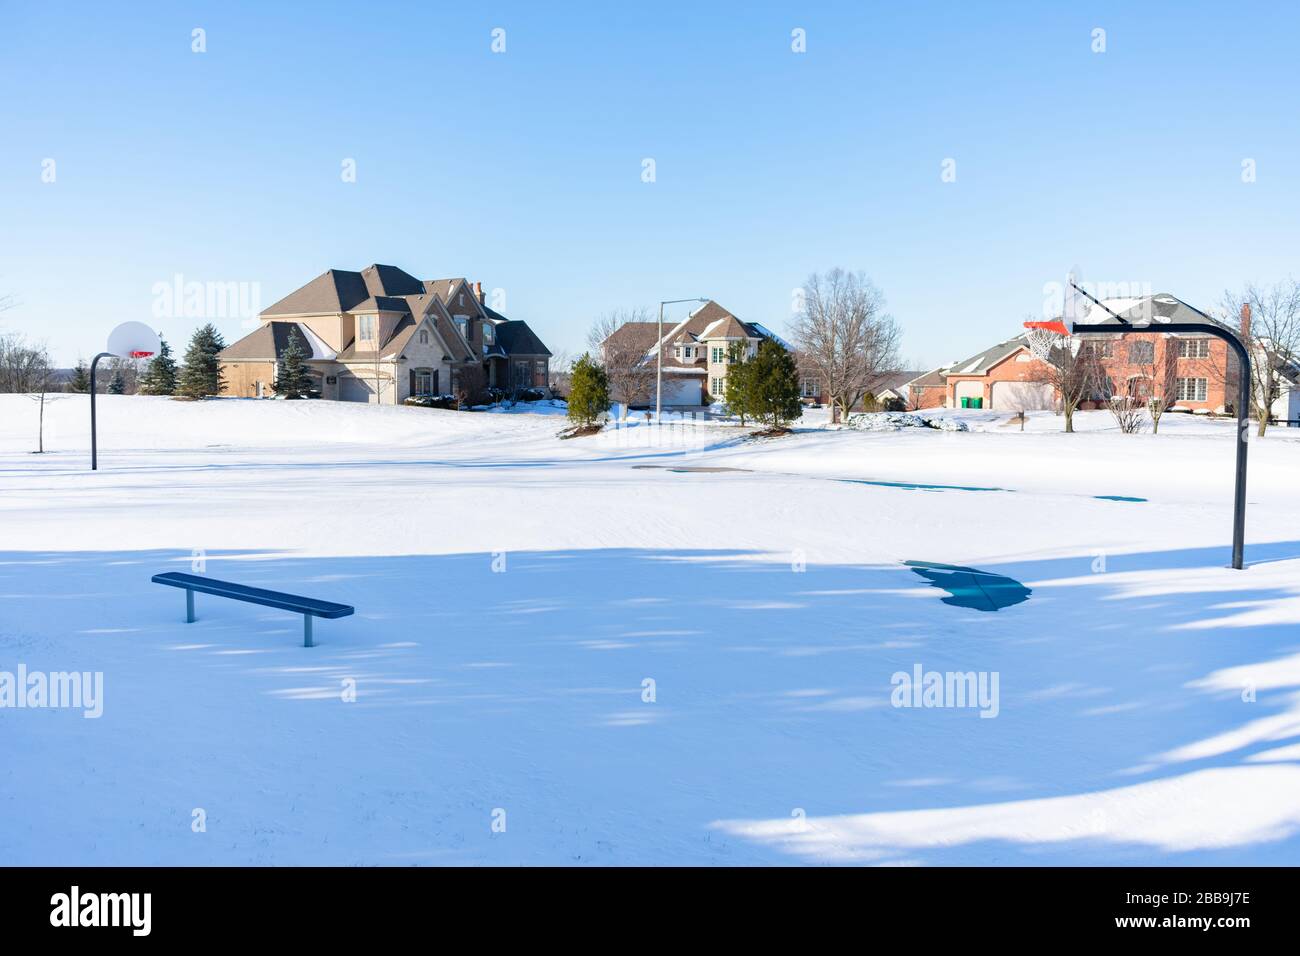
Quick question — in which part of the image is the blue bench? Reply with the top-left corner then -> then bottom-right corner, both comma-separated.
152,571 -> 354,647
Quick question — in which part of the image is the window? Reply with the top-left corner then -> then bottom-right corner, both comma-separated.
712,377 -> 724,394
674,346 -> 682,359
1128,341 -> 1154,364
458,293 -> 465,306
1179,338 -> 1210,359
711,347 -> 725,364
513,361 -> 530,387
801,378 -> 818,397
419,330 -> 429,345
483,324 -> 494,345
415,370 -> 434,396
1177,377 -> 1208,402
358,315 -> 375,343
684,347 -> 693,359
454,316 -> 469,342
534,360 -> 545,380
1082,340 -> 1112,359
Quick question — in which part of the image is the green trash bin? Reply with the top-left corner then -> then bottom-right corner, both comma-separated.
960,397 -> 970,408
972,397 -> 983,409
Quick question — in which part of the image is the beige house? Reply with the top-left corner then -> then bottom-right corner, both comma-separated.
602,300 -> 790,406
219,264 -> 551,403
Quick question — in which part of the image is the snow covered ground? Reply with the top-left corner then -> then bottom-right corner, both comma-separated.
3,395 -> 1300,865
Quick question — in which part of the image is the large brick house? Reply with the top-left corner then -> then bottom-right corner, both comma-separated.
219,264 -> 551,403
907,304 -> 1244,413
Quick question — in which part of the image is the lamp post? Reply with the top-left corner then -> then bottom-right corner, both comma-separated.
656,297 -> 709,420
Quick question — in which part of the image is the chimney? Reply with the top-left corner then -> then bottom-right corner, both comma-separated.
474,281 -> 484,304
1240,302 -> 1252,340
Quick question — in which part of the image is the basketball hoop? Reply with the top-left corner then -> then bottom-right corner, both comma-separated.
1023,319 -> 1079,364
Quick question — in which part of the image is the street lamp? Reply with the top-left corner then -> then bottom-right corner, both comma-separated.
656,297 -> 709,419
90,322 -> 160,471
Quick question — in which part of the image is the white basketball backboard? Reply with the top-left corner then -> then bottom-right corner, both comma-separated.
106,321 -> 161,359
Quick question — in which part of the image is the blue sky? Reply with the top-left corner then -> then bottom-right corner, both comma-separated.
1,1 -> 1297,367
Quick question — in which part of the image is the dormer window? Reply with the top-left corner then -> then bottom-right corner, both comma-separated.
359,315 -> 376,344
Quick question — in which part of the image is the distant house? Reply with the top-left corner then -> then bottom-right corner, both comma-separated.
919,302 -> 1244,412
601,300 -> 791,407
219,264 -> 551,403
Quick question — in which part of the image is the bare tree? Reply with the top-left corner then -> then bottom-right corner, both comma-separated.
588,308 -> 657,408
1105,394 -> 1147,433
453,362 -> 487,409
1025,323 -> 1106,433
1126,334 -> 1179,434
792,269 -> 901,423
0,331 -> 53,393
1218,281 -> 1300,436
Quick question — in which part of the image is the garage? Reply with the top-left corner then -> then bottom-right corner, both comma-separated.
338,373 -> 376,403
990,380 -> 1055,411
659,375 -> 703,406
953,380 -> 984,408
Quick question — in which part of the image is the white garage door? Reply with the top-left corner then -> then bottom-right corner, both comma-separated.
991,380 -> 1055,410
339,374 -> 375,403
954,381 -> 983,404
660,377 -> 703,406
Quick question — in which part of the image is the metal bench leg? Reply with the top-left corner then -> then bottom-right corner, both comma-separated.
303,614 -> 313,648
186,589 -> 195,623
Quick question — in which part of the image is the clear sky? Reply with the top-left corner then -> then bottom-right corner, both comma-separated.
1,1 -> 1297,368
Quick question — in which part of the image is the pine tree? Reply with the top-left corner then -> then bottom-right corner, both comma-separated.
567,353 -> 609,426
723,342 -> 755,424
139,336 -> 178,395
69,359 -> 90,393
108,369 -> 126,394
748,340 -> 803,427
175,324 -> 227,399
274,328 -> 312,399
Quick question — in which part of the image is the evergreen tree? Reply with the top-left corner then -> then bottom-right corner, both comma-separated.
108,369 -> 126,394
69,359 -> 90,393
723,342 -> 756,424
175,324 -> 227,399
138,336 -> 178,395
274,328 -> 313,399
567,353 -> 609,426
728,340 -> 803,428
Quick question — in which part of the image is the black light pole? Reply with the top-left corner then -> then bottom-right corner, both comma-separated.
1069,284 -> 1252,569
89,351 -> 113,471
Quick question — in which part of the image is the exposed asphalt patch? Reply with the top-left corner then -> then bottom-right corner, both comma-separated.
904,560 -> 1032,612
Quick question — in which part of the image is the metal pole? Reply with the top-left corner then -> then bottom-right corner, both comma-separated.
1077,323 -> 1250,569
89,351 -> 111,471
655,301 -> 664,421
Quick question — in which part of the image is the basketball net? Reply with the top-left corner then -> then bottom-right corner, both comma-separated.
1023,319 -> 1080,366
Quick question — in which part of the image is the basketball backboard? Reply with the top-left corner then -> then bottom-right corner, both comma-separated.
106,321 -> 161,359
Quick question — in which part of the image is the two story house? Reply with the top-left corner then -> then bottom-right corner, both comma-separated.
218,264 -> 551,403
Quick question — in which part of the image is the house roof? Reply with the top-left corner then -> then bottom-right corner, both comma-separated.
261,264 -> 423,317
336,316 -> 419,361
492,319 -> 552,357
218,321 -> 337,361
869,370 -> 925,395
905,367 -> 949,389
946,335 -> 1030,376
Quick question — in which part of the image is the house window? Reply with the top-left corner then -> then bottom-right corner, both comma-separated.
1179,338 -> 1210,359
513,362 -> 530,387
801,378 -> 818,398
534,360 -> 545,382
358,315 -> 375,343
458,293 -> 465,306
711,347 -> 725,364
1128,341 -> 1154,364
454,316 -> 469,342
484,324 -> 494,345
674,346 -> 682,359
712,377 -> 724,394
415,370 -> 434,396
1082,340 -> 1112,359
419,330 -> 429,345
683,346 -> 693,359
1177,377 -> 1208,402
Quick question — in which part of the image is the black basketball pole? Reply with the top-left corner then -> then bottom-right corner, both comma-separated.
1068,283 -> 1251,569
89,351 -> 112,471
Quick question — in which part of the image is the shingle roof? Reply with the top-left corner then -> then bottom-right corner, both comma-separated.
947,335 -> 1030,376
218,321 -> 337,361
261,264 -> 423,317
493,320 -> 552,357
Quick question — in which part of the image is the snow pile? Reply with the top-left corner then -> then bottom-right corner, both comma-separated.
845,412 -> 969,432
